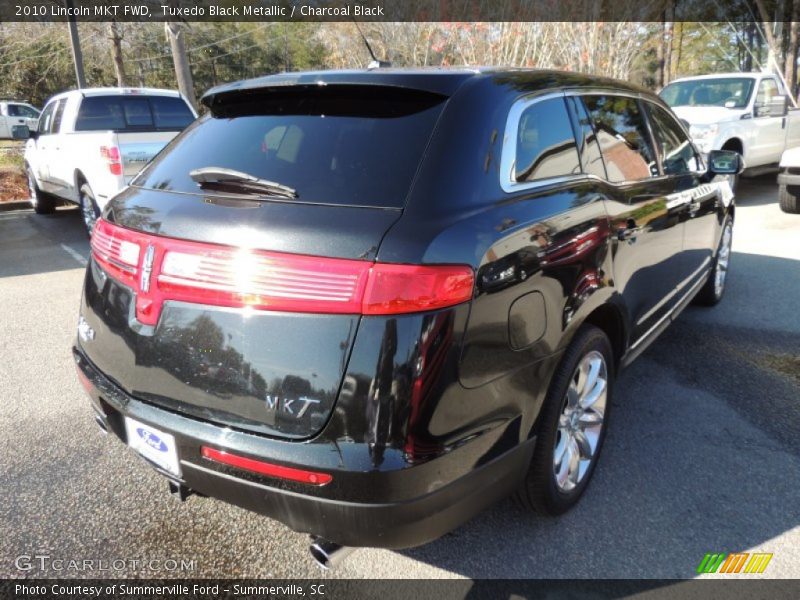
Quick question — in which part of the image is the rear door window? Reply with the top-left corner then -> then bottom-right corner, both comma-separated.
75,95 -> 194,132
51,99 -> 67,133
566,96 -> 607,179
582,95 -> 659,183
134,86 -> 446,209
38,101 -> 56,135
514,97 -> 580,182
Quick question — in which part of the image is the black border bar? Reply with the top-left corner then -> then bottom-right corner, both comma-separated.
0,0 -> 788,23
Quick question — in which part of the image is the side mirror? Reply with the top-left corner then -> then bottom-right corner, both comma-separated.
11,125 -> 30,140
755,96 -> 788,117
707,149 -> 744,175
771,95 -> 789,117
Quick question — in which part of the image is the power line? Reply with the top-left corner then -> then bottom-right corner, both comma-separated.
130,23 -> 273,63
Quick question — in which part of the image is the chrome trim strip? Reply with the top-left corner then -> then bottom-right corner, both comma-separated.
499,88 -> 699,194
635,256 -> 711,327
499,91 -> 570,194
628,262 -> 710,353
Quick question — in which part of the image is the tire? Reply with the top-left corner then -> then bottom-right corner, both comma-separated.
515,325 -> 614,515
694,217 -> 733,306
779,184 -> 800,214
26,166 -> 55,215
79,182 -> 100,236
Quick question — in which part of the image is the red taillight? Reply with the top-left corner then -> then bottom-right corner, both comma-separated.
76,365 -> 94,395
90,220 -> 141,286
158,246 -> 372,315
201,446 -> 332,486
100,145 -> 123,176
90,218 -> 474,325
363,263 -> 474,314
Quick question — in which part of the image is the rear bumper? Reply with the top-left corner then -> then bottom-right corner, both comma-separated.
74,347 -> 535,549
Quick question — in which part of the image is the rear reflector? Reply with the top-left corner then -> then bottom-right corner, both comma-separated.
75,364 -> 95,396
201,446 -> 332,486
90,218 -> 474,325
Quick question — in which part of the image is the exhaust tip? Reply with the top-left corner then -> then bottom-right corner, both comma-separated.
93,414 -> 108,435
309,537 -> 355,570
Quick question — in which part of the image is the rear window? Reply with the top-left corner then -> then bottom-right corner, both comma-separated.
75,95 -> 194,132
133,86 -> 446,208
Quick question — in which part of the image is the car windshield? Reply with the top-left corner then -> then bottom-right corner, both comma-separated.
660,78 -> 755,109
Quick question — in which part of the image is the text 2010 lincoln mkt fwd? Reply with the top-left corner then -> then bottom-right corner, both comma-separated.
74,68 -> 739,568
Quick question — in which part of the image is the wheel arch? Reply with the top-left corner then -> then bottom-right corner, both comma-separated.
721,137 -> 744,156
579,301 -> 628,370
74,169 -> 88,191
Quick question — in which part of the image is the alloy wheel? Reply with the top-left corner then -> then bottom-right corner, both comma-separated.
553,350 -> 608,492
80,190 -> 97,235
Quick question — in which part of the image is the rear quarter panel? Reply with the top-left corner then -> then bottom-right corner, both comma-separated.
377,76 -> 618,443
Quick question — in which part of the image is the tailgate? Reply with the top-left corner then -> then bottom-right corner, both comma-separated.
78,84 -> 445,439
116,131 -> 178,181
78,188 -> 399,438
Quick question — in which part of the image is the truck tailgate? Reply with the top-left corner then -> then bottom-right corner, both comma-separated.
116,131 -> 180,181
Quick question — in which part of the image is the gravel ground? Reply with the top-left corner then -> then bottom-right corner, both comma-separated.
0,176 -> 798,579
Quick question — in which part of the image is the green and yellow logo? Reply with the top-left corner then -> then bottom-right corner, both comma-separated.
697,552 -> 773,574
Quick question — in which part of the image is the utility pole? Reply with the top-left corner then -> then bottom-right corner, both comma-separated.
165,21 -> 196,110
109,21 -> 127,87
65,0 -> 86,88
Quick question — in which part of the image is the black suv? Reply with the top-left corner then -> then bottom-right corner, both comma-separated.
74,68 -> 739,565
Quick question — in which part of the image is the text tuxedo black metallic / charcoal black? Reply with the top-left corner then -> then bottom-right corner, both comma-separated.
73,68 -> 740,558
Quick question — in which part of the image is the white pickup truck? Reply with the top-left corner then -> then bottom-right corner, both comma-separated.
24,88 -> 196,234
660,72 -> 800,177
0,100 -> 40,139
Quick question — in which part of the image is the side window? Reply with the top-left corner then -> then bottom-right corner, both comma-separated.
566,96 -> 607,179
38,102 -> 56,135
7,104 -> 21,117
583,95 -> 658,183
756,78 -> 779,106
514,97 -> 580,182
51,99 -> 67,134
19,105 -> 40,118
647,104 -> 701,175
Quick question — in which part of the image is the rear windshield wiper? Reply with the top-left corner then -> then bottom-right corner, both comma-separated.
189,167 -> 298,199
